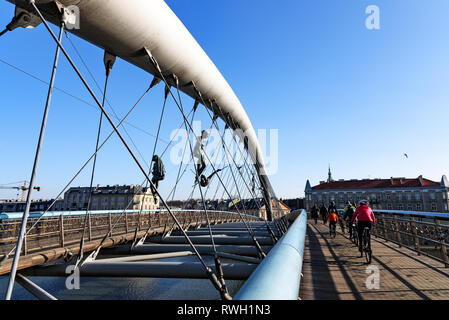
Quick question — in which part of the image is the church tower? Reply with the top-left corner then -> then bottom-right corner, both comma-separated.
327,164 -> 334,182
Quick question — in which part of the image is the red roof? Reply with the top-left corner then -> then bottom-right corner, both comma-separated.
312,177 -> 439,191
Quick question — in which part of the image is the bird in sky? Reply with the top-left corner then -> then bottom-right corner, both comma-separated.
404,153 -> 408,159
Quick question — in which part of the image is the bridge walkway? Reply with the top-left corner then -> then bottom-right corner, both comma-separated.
300,221 -> 449,300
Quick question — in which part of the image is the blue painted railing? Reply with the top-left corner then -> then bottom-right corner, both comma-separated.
234,209 -> 307,300
0,209 -> 258,221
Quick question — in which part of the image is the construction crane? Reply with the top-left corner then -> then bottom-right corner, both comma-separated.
0,181 -> 41,201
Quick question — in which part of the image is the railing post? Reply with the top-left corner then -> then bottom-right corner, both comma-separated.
372,219 -> 378,238
88,212 -> 92,241
108,212 -> 113,236
59,214 -> 65,247
158,211 -> 162,228
23,233 -> 27,256
435,218 -> 449,267
382,215 -> 388,242
393,215 -> 402,247
125,211 -> 129,234
410,216 -> 421,255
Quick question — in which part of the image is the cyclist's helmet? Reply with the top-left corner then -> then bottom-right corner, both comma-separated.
359,199 -> 369,205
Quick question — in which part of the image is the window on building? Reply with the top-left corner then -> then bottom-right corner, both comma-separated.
397,193 -> 402,201
444,203 -> 448,211
386,193 -> 391,201
407,204 -> 413,211
398,204 -> 403,210
415,193 -> 421,201
407,193 -> 412,201
443,192 -> 447,200
416,203 -> 422,211
430,193 -> 436,200
431,202 -> 437,211
387,203 -> 392,210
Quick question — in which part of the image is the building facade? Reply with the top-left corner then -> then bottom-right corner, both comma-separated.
0,198 -> 64,213
305,175 -> 449,213
64,185 -> 159,211
281,198 -> 304,211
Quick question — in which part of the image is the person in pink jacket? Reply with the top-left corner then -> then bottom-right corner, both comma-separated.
352,200 -> 375,254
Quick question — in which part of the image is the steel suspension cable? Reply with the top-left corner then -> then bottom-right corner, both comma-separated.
174,84 -> 230,299
132,84 -> 168,244
65,31 -> 151,170
27,3 -> 224,294
75,55 -> 114,268
0,57 -> 168,145
145,63 -> 265,258
185,88 -> 266,256
0,83 -> 155,264
5,19 -> 64,301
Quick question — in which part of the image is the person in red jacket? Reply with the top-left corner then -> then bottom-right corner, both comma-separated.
325,209 -> 339,237
352,200 -> 375,253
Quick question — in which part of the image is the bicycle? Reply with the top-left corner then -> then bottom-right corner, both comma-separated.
361,227 -> 372,264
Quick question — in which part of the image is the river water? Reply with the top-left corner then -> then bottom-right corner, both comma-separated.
0,255 -> 244,300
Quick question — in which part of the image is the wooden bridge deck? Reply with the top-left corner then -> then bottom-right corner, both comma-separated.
300,221 -> 449,300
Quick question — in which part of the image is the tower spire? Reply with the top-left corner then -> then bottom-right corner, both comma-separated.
327,164 -> 333,182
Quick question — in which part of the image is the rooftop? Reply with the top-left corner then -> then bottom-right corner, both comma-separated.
310,176 -> 441,191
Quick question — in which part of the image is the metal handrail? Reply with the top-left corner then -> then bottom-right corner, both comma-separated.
0,210 -> 259,256
372,210 -> 449,267
234,209 -> 307,300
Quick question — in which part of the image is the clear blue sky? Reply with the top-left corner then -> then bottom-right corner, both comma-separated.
0,0 -> 448,201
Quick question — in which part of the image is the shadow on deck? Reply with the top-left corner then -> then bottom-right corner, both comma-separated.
300,221 -> 449,300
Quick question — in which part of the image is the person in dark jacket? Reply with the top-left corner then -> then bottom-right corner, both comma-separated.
329,201 -> 338,214
311,204 -> 319,224
319,204 -> 328,224
151,155 -> 165,195
343,201 -> 356,238
199,168 -> 223,187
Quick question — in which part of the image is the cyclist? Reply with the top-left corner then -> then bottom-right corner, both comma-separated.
343,201 -> 356,238
325,208 -> 338,237
351,199 -> 375,254
319,203 -> 328,224
311,204 -> 319,224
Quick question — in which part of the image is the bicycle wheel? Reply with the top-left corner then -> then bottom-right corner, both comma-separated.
363,230 -> 372,264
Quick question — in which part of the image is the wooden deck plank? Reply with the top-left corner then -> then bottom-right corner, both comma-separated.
300,221 -> 449,300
